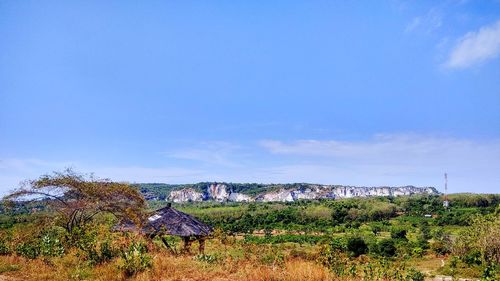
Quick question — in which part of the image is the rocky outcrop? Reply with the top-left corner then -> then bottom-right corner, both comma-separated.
167,183 -> 438,203
169,188 -> 204,203
228,192 -> 252,202
206,183 -> 229,202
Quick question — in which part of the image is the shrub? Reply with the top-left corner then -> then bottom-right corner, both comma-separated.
328,237 -> 347,252
371,224 -> 382,235
15,240 -> 40,259
72,227 -> 118,265
412,247 -> 424,257
195,254 -> 219,264
378,239 -> 396,257
119,241 -> 152,276
390,227 -> 407,240
463,250 -> 482,266
406,268 -> 425,281
0,239 -> 11,255
346,237 -> 367,257
40,230 -> 65,257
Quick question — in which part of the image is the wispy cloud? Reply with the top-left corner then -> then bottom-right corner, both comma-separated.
445,20 -> 500,68
405,8 -> 442,33
260,134 -> 500,191
95,166 -> 206,183
0,158 -> 78,194
260,134 -> 500,164
163,141 -> 244,167
0,158 -> 207,194
2,135 -> 499,194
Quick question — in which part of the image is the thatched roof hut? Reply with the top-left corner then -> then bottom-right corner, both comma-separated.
117,203 -> 212,237
116,204 -> 212,253
143,204 -> 213,237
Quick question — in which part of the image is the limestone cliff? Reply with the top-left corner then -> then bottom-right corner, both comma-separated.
166,183 -> 438,203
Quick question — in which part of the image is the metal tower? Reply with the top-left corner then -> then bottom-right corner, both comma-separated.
443,173 -> 449,208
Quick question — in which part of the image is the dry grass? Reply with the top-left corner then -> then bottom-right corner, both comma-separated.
0,238 -> 448,281
0,252 -> 337,281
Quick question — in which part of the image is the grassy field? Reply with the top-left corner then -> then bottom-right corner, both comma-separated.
0,193 -> 498,280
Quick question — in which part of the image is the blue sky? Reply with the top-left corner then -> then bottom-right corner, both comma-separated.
1,0 -> 499,194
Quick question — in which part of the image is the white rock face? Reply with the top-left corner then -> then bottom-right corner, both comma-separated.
258,189 -> 295,202
228,192 -> 253,202
207,183 -> 230,201
167,184 -> 437,203
169,188 -> 203,203
293,188 -> 319,200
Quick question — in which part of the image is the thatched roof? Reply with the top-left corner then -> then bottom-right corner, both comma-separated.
117,204 -> 213,237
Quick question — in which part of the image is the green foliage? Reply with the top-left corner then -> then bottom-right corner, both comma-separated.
40,231 -> 65,257
346,237 -> 367,257
194,253 -> 220,264
15,240 -> 40,259
371,223 -> 382,235
0,264 -> 20,274
390,227 -> 407,240
406,268 -> 425,281
72,227 -> 117,265
378,239 -> 397,257
0,239 -> 11,255
330,198 -> 397,225
119,241 -> 152,276
260,248 -> 285,267
452,210 -> 500,264
243,234 -> 324,245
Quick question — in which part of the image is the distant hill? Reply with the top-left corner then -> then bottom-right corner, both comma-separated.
132,182 -> 439,203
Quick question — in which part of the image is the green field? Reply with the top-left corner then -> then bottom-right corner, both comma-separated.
0,188 -> 498,280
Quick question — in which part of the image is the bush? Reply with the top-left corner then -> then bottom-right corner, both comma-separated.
378,239 -> 396,257
406,268 -> 425,281
371,224 -> 382,235
346,237 -> 367,257
0,239 -> 11,255
412,247 -> 424,257
72,227 -> 117,265
15,240 -> 40,259
40,230 -> 65,257
390,227 -> 407,240
195,254 -> 219,264
119,241 -> 152,276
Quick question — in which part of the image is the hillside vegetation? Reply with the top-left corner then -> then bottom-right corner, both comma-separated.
0,172 -> 498,280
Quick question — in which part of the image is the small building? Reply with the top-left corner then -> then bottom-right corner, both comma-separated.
443,200 -> 449,208
117,203 -> 213,253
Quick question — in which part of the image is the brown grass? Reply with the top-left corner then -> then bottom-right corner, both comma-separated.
0,252 -> 338,281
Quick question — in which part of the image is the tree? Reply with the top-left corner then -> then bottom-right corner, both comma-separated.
371,224 -> 382,236
452,208 -> 500,265
390,227 -> 407,240
378,239 -> 397,257
346,237 -> 368,257
3,169 -> 146,233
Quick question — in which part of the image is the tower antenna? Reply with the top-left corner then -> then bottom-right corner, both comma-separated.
443,173 -> 449,209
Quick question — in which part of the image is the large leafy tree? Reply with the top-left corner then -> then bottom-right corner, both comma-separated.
3,169 -> 146,232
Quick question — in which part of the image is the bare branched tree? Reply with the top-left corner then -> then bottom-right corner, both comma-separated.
3,169 -> 146,233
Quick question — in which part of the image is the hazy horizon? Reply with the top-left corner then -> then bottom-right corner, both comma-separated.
1,1 -> 499,194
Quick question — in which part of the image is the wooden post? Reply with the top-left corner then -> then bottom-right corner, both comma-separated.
160,236 -> 178,255
183,236 -> 192,253
198,237 -> 206,254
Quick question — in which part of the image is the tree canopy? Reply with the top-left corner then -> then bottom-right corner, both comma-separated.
3,169 -> 146,232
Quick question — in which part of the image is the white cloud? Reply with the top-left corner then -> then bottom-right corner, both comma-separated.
0,158 -> 207,195
445,20 -> 500,68
0,158 -> 78,194
405,8 -> 442,33
95,166 -> 205,183
260,135 -> 500,192
163,141 -> 244,167
2,135 -> 499,194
